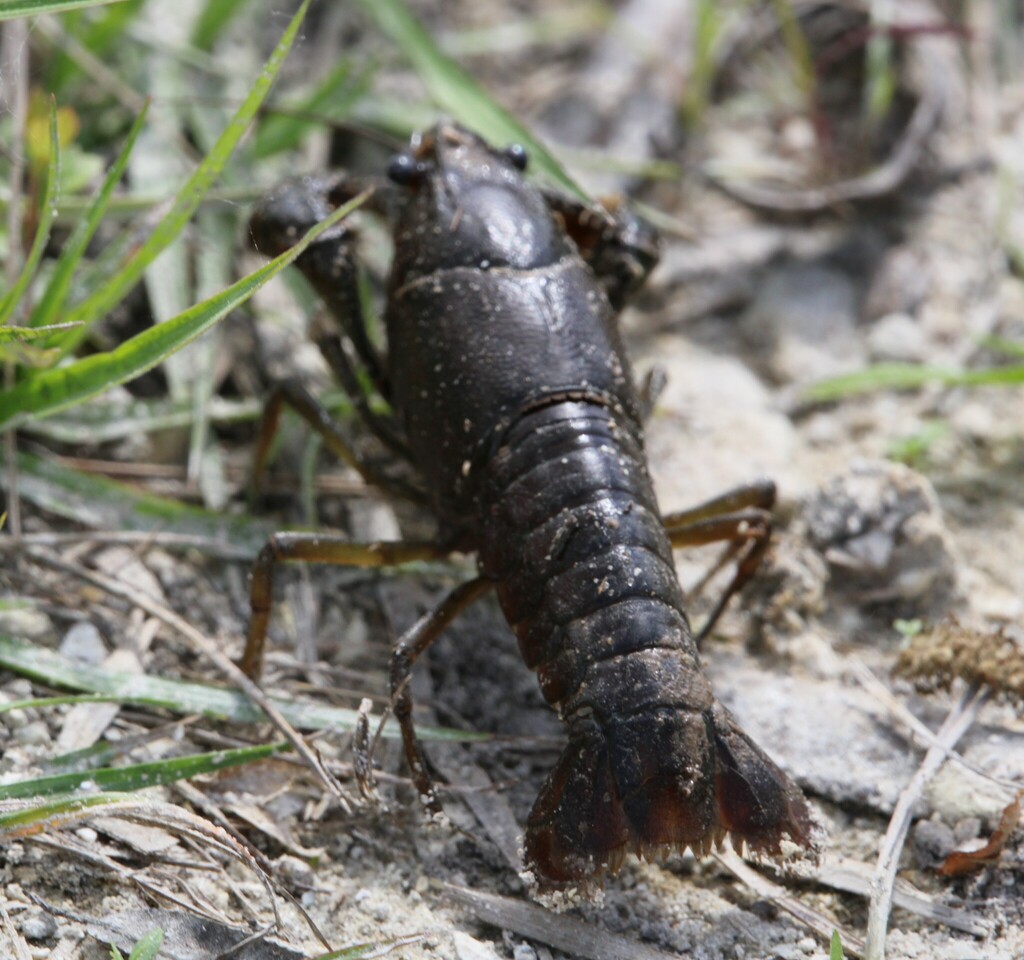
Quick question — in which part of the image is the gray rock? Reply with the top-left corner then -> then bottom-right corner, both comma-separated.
740,263 -> 864,385
0,606 -> 54,642
710,651 -> 919,813
20,909 -> 58,941
913,817 -> 956,868
452,931 -> 502,960
867,312 -> 929,362
59,621 -> 107,665
801,460 -> 960,614
863,245 -> 932,321
13,719 -> 51,746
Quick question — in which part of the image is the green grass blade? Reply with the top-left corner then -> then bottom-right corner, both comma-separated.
0,98 -> 60,325
254,60 -> 372,159
11,450 -> 276,556
981,335 -> 1024,359
0,693 -> 123,713
0,791 -> 131,833
56,0 -> 312,356
357,0 -> 585,199
0,741 -> 291,801
830,930 -> 845,960
0,322 -> 80,343
126,929 -> 164,960
21,393 -> 263,443
804,363 -> 958,401
45,739 -> 136,775
0,635 -> 489,743
0,190 -> 369,431
952,364 -> 1024,386
30,101 -> 149,331
0,0 -> 127,19
191,0 -> 247,50
806,361 -> 1024,402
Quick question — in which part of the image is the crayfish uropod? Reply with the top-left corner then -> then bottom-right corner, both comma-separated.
245,123 -> 817,889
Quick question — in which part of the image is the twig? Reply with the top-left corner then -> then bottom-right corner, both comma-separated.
707,0 -> 954,213
0,899 -> 32,960
2,18 -> 29,537
445,884 -> 683,960
709,68 -> 943,211
811,855 -> 988,937
23,545 -> 356,815
214,923 -> 277,960
173,782 -> 332,952
864,683 -> 990,960
850,658 -> 1019,794
713,847 -> 866,957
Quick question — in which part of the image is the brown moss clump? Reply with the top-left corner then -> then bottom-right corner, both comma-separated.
895,618 -> 1024,702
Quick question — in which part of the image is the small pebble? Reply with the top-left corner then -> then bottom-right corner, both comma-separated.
59,622 -> 107,665
740,263 -> 863,385
0,608 -> 54,642
953,817 -> 982,844
914,817 -> 956,867
20,910 -> 57,941
452,931 -> 502,960
275,854 -> 314,889
352,888 -> 391,921
867,312 -> 928,362
13,720 -> 51,747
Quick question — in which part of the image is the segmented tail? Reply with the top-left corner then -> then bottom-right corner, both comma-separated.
524,700 -> 815,887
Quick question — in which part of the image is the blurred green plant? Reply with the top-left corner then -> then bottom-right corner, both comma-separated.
109,927 -> 163,960
0,0 -> 129,21
886,420 -> 949,469
805,350 -> 1024,403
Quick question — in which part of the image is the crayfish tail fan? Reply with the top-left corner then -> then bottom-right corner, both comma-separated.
709,701 -> 816,858
524,704 -> 816,889
523,727 -> 631,888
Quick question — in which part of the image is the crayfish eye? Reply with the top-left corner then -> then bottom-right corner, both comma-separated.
387,153 -> 427,187
504,143 -> 529,171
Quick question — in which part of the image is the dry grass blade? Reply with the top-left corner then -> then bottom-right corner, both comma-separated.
114,800 -> 281,929
864,683 -> 990,960
30,831 -> 228,924
0,530 -> 253,560
708,0 -> 952,212
0,901 -> 32,960
850,658 -> 1020,794
3,793 -> 288,933
713,848 -> 865,957
171,782 -> 333,952
810,856 -> 988,937
84,907 -> 306,960
23,545 -> 358,815
444,884 -> 682,960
